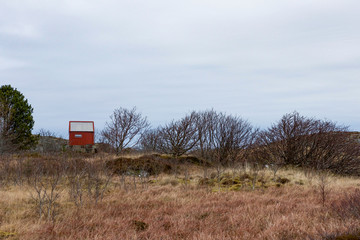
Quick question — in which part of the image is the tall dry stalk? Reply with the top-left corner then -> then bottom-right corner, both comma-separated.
317,171 -> 331,207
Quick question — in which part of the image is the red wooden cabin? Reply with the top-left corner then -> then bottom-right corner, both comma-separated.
69,121 -> 95,146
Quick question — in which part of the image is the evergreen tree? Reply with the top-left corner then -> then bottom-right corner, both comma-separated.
0,85 -> 37,151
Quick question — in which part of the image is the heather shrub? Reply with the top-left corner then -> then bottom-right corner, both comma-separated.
319,230 -> 360,240
197,177 -> 215,186
105,154 -> 173,176
276,177 -> 291,184
132,220 -> 148,232
238,173 -> 253,181
333,232 -> 360,240
177,155 -> 207,165
220,177 -> 240,186
155,153 -> 208,166
197,171 -> 288,190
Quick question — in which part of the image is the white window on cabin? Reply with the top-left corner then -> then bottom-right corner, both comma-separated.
75,134 -> 82,138
70,122 -> 94,132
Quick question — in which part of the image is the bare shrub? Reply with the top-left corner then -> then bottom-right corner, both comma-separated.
63,157 -> 113,206
101,107 -> 149,154
84,161 -> 112,204
0,154 -> 12,186
317,171 -> 331,207
66,158 -> 88,207
256,111 -> 360,175
139,128 -> 161,153
0,132 -> 16,153
209,112 -> 255,166
158,112 -> 199,157
68,170 -> 86,207
0,154 -> 11,187
13,157 -> 26,185
249,162 -> 263,190
192,110 -> 217,175
1,154 -> 60,187
29,162 -> 63,221
197,111 -> 257,186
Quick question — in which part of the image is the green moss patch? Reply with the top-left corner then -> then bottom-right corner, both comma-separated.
0,231 -> 16,238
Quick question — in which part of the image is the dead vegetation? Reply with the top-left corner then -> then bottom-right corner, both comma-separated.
0,153 -> 360,240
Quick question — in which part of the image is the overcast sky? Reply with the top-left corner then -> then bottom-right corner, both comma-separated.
1,0 -> 360,137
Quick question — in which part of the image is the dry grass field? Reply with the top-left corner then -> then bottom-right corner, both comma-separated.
0,153 -> 360,240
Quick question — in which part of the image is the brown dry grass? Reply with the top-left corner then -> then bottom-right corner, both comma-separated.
0,155 -> 360,240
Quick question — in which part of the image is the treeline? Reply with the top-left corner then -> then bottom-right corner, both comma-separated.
99,108 -> 360,176
2,85 -> 359,175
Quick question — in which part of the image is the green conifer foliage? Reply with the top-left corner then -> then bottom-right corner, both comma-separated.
0,85 -> 37,151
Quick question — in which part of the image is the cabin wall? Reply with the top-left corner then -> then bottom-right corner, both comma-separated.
69,131 -> 94,146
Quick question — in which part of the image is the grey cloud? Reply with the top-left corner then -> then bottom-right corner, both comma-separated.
1,0 -> 360,136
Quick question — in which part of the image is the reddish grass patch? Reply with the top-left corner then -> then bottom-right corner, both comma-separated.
18,186 -> 360,240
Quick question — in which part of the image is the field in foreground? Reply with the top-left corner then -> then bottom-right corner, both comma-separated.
0,154 -> 360,240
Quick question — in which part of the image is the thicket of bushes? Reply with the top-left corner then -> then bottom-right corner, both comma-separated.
140,110 -> 360,175
99,109 -> 360,176
30,110 -> 360,177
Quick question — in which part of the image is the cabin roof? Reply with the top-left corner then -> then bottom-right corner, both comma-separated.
69,121 -> 94,132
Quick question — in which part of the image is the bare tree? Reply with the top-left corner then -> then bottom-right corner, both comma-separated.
158,112 -> 199,157
191,110 -> 256,184
256,112 -> 316,167
210,113 -> 256,181
139,128 -> 161,153
256,111 -> 360,175
101,107 -> 149,154
193,110 -> 218,177
308,129 -> 360,175
211,113 -> 255,164
193,110 -> 217,158
252,132 -> 286,179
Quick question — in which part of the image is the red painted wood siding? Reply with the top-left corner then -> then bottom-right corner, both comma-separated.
69,121 -> 95,146
69,131 -> 94,145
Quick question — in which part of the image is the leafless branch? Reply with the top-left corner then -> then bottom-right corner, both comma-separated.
101,107 -> 149,154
